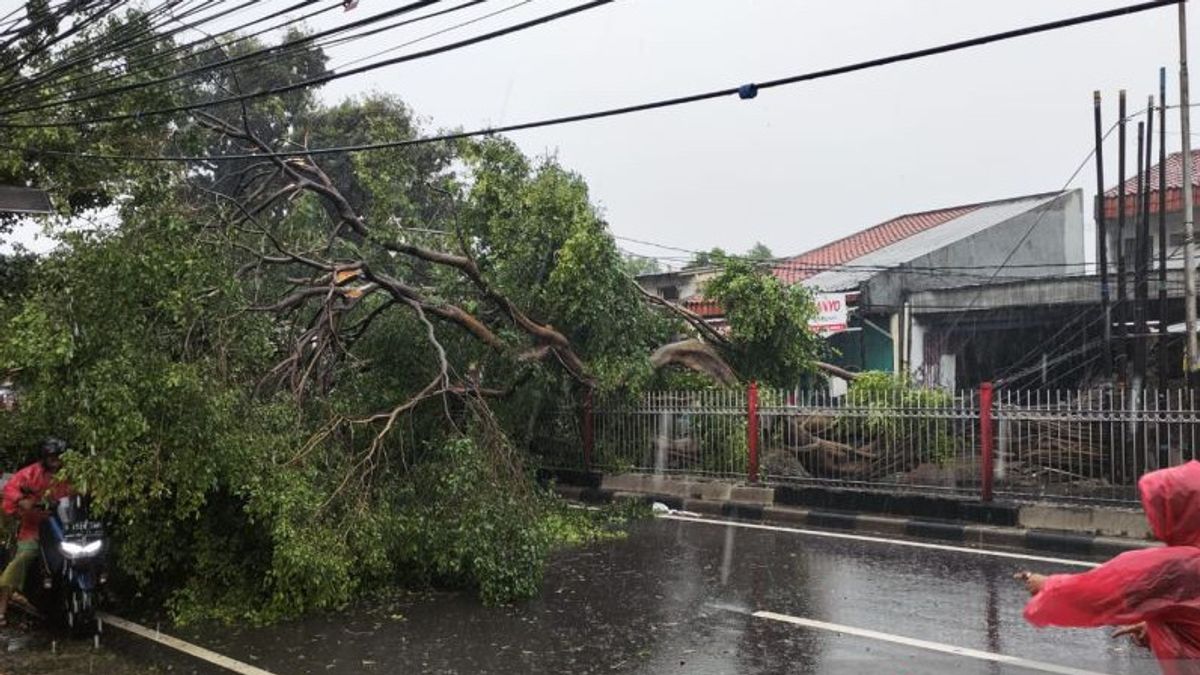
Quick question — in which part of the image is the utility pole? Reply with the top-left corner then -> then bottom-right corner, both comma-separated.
1118,90 -> 1130,381
1159,69 -> 1169,387
1095,91 -> 1113,379
1134,118 -> 1149,394
1179,1 -> 1199,384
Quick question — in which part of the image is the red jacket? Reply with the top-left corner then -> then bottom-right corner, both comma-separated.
2,462 -> 72,542
1025,461 -> 1200,672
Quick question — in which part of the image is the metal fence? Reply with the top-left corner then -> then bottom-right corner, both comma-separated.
992,388 -> 1200,503
590,389 -> 750,479
758,387 -> 982,497
537,385 -> 1200,506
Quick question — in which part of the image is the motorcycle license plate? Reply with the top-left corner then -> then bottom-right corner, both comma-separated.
64,521 -> 104,538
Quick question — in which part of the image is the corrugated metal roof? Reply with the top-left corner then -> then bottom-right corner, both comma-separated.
795,192 -> 1067,292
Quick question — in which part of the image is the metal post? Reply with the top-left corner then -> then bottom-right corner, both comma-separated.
1179,1 -> 1199,381
1118,90 -> 1130,378
980,382 -> 995,503
1160,69 -> 1170,386
1134,118 -> 1149,390
582,388 -> 594,472
1095,91 -> 1114,378
747,381 -> 759,484
1138,106 -> 1155,479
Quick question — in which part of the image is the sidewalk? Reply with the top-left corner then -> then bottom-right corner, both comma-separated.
544,470 -> 1158,558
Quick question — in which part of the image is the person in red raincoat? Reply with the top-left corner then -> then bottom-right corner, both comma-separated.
0,439 -> 72,626
1018,460 -> 1200,673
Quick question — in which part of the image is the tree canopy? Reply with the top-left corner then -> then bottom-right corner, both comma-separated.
0,5 -> 823,622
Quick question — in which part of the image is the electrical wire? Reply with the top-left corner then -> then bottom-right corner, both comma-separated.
0,0 -> 1178,130
329,0 -> 520,71
0,0 -> 451,115
1,0 -> 225,92
2,0 -> 338,102
0,0 -> 262,96
0,0 -> 136,80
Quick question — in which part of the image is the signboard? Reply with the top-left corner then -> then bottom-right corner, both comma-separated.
809,293 -> 849,336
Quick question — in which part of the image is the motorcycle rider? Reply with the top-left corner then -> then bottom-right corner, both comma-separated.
0,438 -> 73,626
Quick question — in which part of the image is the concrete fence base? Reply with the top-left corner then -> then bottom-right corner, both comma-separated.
542,470 -> 1159,557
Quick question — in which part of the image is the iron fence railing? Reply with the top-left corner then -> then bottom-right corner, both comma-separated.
591,389 -> 750,480
536,385 -> 1200,506
757,387 -> 982,496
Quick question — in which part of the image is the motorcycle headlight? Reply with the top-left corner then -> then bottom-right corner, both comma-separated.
61,540 -> 102,557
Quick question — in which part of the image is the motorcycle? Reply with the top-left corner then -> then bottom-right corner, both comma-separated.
24,493 -> 107,637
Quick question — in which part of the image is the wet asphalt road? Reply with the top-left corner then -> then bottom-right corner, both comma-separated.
169,515 -> 1162,674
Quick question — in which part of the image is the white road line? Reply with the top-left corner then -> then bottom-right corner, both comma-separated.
99,613 -> 277,675
750,610 -> 1109,675
659,513 -> 1100,568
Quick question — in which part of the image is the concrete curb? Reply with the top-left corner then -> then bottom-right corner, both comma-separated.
554,484 -> 1160,558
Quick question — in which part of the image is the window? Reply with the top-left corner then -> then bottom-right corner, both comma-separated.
660,286 -> 679,301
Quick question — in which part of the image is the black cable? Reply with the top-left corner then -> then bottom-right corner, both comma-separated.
0,0 -> 250,95
0,0 -> 612,128
329,0 -> 512,70
15,0 -> 506,121
0,0 -> 101,52
62,0 -> 471,104
0,0 -> 449,115
313,0 -> 490,53
613,235 -> 1110,271
936,119 -> 1123,359
994,239 -> 1190,387
0,0 -> 47,35
9,0 -> 1174,145
0,0 -> 220,92
0,0 -> 132,79
2,0 -> 334,102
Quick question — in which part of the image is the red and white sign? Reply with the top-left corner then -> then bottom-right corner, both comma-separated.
809,293 -> 849,336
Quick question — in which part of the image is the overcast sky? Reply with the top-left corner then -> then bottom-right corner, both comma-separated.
4,0 -> 1197,263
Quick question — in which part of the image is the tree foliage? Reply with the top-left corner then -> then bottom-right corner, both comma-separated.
703,258 -> 825,387
620,254 -> 662,278
745,242 -> 774,260
0,6 -> 823,622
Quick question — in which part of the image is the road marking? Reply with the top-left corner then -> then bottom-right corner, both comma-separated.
748,610 -> 1109,675
98,613 -> 277,675
659,513 -> 1100,568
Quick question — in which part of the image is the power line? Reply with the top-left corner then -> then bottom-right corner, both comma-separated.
1,0 -> 236,94
934,124 -> 1124,369
0,0 -> 110,52
615,234 -> 1118,273
0,0 -> 605,127
315,0 -> 493,55
0,0 -> 449,115
0,0 -> 1179,130
329,0 -> 520,71
1,0 -> 296,98
993,238 -> 1194,387
36,0 -> 476,105
1,0 -> 337,103
0,0 -> 137,81
617,248 -> 1062,283
0,0 -> 92,36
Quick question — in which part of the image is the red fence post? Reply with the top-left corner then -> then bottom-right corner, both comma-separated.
980,381 -> 994,503
582,388 -> 594,472
748,381 -> 760,484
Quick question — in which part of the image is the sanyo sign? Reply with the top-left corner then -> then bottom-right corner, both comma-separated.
809,293 -> 848,336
